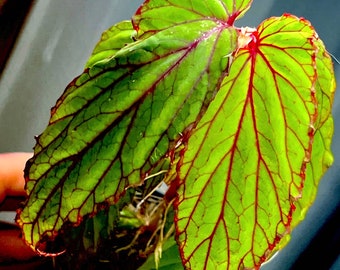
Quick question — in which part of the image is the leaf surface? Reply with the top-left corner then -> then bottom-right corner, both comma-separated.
133,0 -> 252,35
85,20 -> 136,68
175,14 -> 335,269
289,38 -> 335,230
17,0 -> 251,251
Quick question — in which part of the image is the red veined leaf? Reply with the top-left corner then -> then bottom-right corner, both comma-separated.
175,14 -> 335,269
16,0 -> 252,252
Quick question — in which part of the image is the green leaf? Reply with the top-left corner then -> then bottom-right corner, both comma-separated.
138,237 -> 184,270
17,0 -> 248,251
175,15 -> 335,269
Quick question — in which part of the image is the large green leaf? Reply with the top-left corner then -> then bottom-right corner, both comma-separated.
17,0 -> 252,252
175,15 -> 335,269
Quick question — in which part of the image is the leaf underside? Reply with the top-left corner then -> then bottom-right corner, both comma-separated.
17,0 -> 335,269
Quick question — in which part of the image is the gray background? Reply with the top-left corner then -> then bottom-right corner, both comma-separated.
0,0 -> 339,269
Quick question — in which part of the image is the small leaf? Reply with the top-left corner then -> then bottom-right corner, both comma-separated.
175,15 -> 335,269
138,237 -> 184,270
17,0 -> 244,251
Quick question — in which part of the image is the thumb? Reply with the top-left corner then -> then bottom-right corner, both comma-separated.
0,152 -> 33,203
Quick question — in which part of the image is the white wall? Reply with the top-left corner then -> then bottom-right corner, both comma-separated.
0,0 -> 143,152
